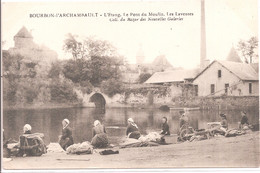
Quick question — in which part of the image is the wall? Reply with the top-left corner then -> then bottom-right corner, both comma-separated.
9,47 -> 58,66
175,96 -> 259,110
74,85 -> 258,110
14,37 -> 35,49
193,61 -> 258,96
236,81 -> 259,96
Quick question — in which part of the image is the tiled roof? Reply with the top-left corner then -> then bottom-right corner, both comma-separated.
194,60 -> 258,81
14,26 -> 33,38
145,69 -> 200,84
218,60 -> 258,80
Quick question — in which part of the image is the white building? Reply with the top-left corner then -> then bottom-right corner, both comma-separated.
193,60 -> 259,96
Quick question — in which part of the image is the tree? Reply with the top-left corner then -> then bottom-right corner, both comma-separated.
63,34 -> 119,60
237,37 -> 258,63
63,34 -> 124,89
100,78 -> 124,97
48,61 -> 62,79
63,33 -> 88,60
2,51 -> 23,104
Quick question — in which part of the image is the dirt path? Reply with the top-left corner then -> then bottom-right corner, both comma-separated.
3,132 -> 259,170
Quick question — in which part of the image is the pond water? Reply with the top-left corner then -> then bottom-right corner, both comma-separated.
3,107 -> 259,145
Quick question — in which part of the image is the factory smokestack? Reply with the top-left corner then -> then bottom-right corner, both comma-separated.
200,0 -> 207,68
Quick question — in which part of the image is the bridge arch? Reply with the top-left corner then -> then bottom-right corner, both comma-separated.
89,92 -> 106,109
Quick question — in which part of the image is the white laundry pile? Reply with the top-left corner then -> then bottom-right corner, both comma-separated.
120,132 -> 162,144
47,143 -> 65,153
138,132 -> 161,142
66,141 -> 93,154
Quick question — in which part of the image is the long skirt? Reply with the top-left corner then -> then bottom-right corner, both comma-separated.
59,137 -> 74,151
128,131 -> 141,139
91,133 -> 108,148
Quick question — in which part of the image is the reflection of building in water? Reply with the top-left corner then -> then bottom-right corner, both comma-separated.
8,26 -> 58,66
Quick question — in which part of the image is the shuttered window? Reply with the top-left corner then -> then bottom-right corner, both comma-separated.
249,83 -> 252,94
218,70 -> 221,78
211,84 -> 215,95
225,83 -> 229,94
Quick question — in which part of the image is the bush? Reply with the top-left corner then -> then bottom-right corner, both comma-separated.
50,80 -> 78,103
100,78 -> 124,97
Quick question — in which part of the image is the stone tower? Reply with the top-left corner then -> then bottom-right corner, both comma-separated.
9,26 -> 58,65
13,26 -> 35,49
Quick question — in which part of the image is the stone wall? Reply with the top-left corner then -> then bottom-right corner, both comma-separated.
76,85 -> 259,110
175,96 -> 259,110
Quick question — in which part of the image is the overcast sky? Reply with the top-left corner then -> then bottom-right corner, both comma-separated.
2,0 -> 258,68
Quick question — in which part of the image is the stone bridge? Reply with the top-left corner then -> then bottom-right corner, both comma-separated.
74,88 -> 114,108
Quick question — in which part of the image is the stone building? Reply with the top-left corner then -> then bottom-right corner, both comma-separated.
145,69 -> 200,98
8,26 -> 58,66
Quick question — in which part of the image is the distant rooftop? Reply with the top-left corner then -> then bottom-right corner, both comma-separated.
226,46 -> 242,63
152,54 -> 173,68
145,69 -> 200,84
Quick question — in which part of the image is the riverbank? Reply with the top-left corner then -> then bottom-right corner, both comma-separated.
3,131 -> 259,170
3,95 -> 259,111
2,103 -> 83,111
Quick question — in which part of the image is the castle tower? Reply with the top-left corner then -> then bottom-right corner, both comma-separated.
13,26 -> 35,49
200,0 -> 207,68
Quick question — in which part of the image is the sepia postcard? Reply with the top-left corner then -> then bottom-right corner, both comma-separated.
1,0 -> 259,172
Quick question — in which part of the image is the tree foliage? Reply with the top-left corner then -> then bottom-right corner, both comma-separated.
2,51 -> 80,106
100,78 -> 124,97
237,37 -> 258,63
2,33 -> 126,108
63,34 -> 124,89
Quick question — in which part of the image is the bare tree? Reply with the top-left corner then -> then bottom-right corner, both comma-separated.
237,37 -> 258,63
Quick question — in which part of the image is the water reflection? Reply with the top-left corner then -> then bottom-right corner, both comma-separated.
3,107 -> 259,145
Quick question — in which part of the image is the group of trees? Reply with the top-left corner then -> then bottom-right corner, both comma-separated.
2,51 -> 79,106
61,34 -> 125,96
3,34 -> 127,106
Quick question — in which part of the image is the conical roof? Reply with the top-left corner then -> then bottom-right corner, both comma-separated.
152,55 -> 173,67
226,47 -> 242,63
14,26 -> 33,38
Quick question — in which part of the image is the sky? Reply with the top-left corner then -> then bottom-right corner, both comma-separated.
2,0 -> 258,69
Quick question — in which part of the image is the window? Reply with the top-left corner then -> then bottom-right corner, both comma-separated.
218,70 -> 222,78
211,84 -> 215,95
225,83 -> 229,95
249,83 -> 252,94
194,85 -> 198,96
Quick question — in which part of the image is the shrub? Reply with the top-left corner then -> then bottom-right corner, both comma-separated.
100,78 -> 124,97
